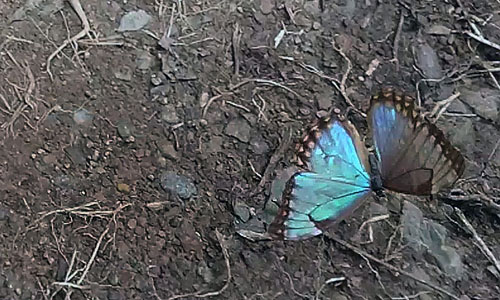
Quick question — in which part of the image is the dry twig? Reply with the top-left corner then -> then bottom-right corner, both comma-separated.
232,23 -> 241,76
50,203 -> 130,298
391,11 -> 404,70
353,214 -> 390,244
47,0 -> 91,80
455,208 -> 500,275
428,92 -> 461,122
330,40 -> 366,117
230,78 -> 303,101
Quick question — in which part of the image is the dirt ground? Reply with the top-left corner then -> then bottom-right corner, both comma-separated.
1,0 -> 500,299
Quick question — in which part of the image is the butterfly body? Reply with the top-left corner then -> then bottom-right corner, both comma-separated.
268,88 -> 465,240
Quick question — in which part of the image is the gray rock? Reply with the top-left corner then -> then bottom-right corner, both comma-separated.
458,87 -> 500,122
160,172 -> 197,200
53,174 -> 75,189
73,109 -> 93,126
150,84 -> 173,97
117,121 -> 134,138
369,202 -> 388,216
402,201 -> 464,280
225,118 -> 251,143
419,294 -> 434,300
249,136 -> 269,155
331,294 -> 349,300
259,0 -> 274,15
415,42 -> 443,79
432,245 -> 464,280
64,144 -> 87,166
151,73 -> 167,86
206,135 -> 223,153
333,0 -> 356,19
197,262 -> 214,283
233,201 -> 251,222
118,10 -> 151,32
426,25 -> 452,36
303,0 -> 321,15
446,97 -> 471,113
135,50 -> 154,70
445,118 -> 475,157
157,141 -> 179,161
114,65 -> 132,81
161,105 -> 180,123
317,92 -> 333,110
10,0 -> 64,22
0,207 -> 10,221
486,265 -> 500,279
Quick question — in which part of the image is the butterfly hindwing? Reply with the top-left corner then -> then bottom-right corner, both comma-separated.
368,88 -> 465,195
268,117 -> 372,240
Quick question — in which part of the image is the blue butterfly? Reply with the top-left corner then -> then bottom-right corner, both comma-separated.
268,88 -> 465,240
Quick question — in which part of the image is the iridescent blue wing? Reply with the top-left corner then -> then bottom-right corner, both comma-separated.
368,88 -> 465,195
268,117 -> 372,240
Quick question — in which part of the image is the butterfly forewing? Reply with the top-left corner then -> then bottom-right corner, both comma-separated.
368,88 -> 465,195
268,117 -> 372,240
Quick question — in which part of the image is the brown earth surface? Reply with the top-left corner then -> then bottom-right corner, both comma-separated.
1,0 -> 500,299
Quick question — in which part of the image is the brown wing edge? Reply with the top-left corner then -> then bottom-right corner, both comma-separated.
296,112 -> 371,176
368,87 -> 465,194
266,172 -> 297,240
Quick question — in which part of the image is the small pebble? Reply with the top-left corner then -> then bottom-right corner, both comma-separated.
117,183 -> 130,193
160,171 -> 197,200
73,109 -> 93,125
161,105 -> 180,123
151,75 -> 162,86
117,121 -> 134,138
127,219 -> 137,229
299,107 -> 310,116
118,10 -> 151,32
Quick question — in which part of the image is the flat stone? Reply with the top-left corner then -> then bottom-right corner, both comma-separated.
117,183 -> 130,193
118,10 -> 151,32
233,202 -> 251,222
369,202 -> 388,216
459,87 -> 499,122
317,91 -> 333,110
135,50 -> 154,70
259,0 -> 274,15
401,201 -> 464,280
157,141 -> 179,161
73,109 -> 93,125
426,24 -> 452,35
205,135 -> 223,153
249,135 -> 269,155
445,118 -> 475,157
160,171 -> 197,200
415,41 -> 443,79
197,262 -> 214,283
117,121 -> 134,138
225,118 -> 251,143
161,104 -> 180,123
114,65 -> 132,81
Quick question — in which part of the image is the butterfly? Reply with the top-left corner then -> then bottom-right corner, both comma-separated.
267,87 -> 465,240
